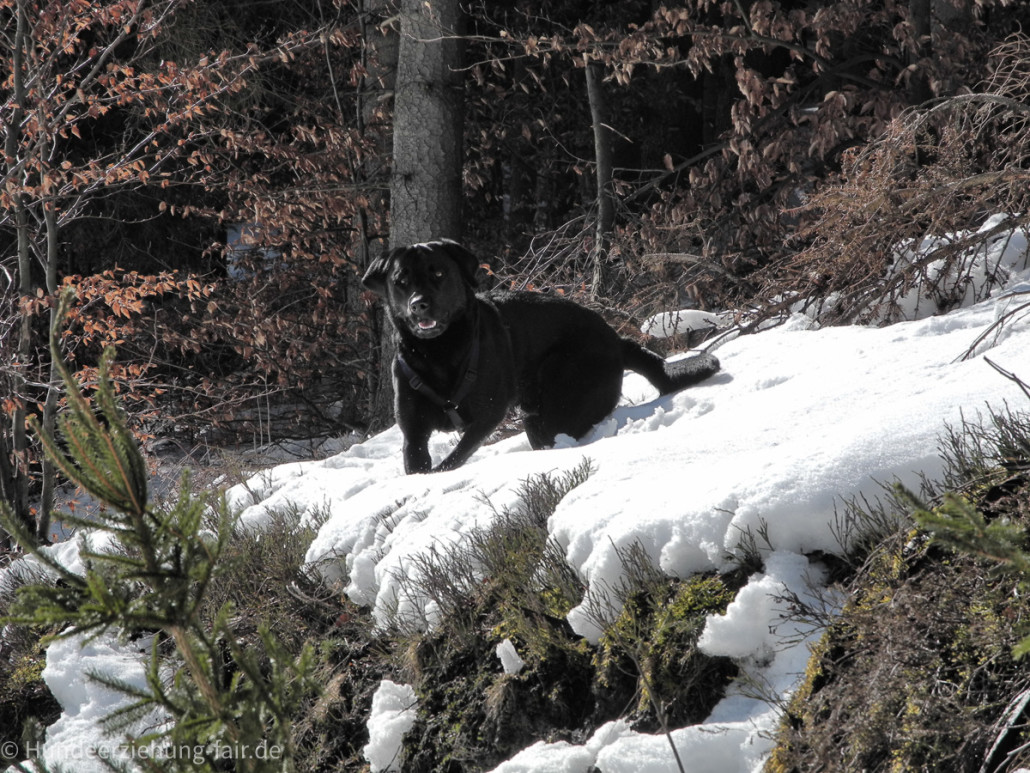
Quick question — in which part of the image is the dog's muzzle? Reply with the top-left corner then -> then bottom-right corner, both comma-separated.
408,294 -> 443,336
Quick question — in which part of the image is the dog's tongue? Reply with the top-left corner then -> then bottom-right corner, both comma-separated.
418,320 -> 437,330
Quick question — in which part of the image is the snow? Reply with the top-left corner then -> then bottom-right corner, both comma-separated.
490,721 -> 634,773
813,213 -> 1030,323
495,638 -> 527,675
363,680 -> 418,773
889,214 -> 1028,321
3,224 -> 1029,773
36,632 -> 158,773
642,308 -> 735,339
232,277 -> 1030,644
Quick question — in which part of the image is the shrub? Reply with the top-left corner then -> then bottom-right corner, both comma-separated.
768,401 -> 1030,772
0,294 -> 320,772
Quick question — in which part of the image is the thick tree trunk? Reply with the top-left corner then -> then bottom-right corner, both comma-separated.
389,0 -> 464,247
356,0 -> 398,427
369,0 -> 464,429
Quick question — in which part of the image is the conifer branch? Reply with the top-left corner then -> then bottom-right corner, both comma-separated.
1,287 -> 317,769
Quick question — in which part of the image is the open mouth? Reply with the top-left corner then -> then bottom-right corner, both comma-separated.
410,317 -> 444,337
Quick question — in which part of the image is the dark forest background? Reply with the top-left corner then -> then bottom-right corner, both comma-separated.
2,0 -> 1029,542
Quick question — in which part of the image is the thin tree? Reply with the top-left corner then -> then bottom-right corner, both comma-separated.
585,57 -> 614,299
0,0 -> 257,544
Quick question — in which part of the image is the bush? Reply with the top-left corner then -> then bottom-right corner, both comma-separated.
768,401 -> 1030,772
758,34 -> 1030,327
0,298 -> 321,772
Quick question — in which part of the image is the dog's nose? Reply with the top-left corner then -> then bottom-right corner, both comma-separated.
409,294 -> 429,313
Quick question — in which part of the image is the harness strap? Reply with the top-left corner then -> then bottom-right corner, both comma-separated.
397,329 -> 481,430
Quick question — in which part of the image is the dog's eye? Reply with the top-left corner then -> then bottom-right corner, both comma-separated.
433,269 -> 445,279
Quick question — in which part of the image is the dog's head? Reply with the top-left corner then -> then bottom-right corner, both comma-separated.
362,239 -> 482,339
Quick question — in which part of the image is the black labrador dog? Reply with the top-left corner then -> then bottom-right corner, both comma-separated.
362,240 -> 721,473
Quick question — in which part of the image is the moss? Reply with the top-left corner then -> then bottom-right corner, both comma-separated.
766,470 -> 1030,772
778,626 -> 832,725
540,584 -> 577,619
9,650 -> 46,691
0,627 -> 61,765
593,573 -> 738,730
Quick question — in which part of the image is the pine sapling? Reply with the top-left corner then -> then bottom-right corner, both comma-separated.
0,289 -> 318,772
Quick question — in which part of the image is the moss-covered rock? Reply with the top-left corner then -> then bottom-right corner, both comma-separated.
768,424 -> 1030,773
0,627 -> 61,766
593,573 -> 739,731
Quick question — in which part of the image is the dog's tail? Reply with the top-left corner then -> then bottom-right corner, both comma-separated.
621,339 -> 720,395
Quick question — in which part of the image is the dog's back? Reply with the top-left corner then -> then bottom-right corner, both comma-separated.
487,290 -> 719,395
484,290 -> 621,366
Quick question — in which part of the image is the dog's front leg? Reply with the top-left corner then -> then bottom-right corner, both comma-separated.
433,421 -> 496,472
396,372 -> 437,474
403,437 -> 433,474
401,425 -> 434,474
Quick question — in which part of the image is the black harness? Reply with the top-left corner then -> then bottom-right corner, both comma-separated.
396,324 -> 481,431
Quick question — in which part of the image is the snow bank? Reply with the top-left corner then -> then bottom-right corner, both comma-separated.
363,680 -> 418,772
224,231 -> 1029,771
234,277 -> 1030,644
488,721 -> 633,773
821,214 -> 1030,323
5,223 -> 1027,773
34,632 -> 157,773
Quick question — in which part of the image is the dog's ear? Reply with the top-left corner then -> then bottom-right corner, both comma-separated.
361,251 -> 395,296
437,239 -> 485,287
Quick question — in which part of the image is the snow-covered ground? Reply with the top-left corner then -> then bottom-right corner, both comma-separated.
5,221 -> 1030,773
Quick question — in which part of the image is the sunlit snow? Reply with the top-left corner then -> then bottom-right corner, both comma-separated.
5,223 -> 1029,772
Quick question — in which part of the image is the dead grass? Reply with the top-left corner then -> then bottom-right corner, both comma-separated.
768,404 -> 1030,773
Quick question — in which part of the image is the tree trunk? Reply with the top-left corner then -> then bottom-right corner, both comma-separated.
370,0 -> 464,429
37,200 -> 60,544
355,0 -> 398,256
0,429 -> 16,549
389,0 -> 464,247
358,0 -> 398,427
5,0 -> 34,544
586,59 -> 614,300
908,0 -> 932,105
